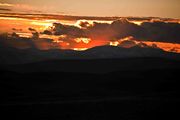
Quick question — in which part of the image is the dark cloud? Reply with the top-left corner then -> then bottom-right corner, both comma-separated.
137,21 -> 180,43
42,30 -> 52,35
12,28 -> 22,31
2,13 -> 178,22
0,32 -> 54,50
28,28 -> 39,39
137,42 -> 149,48
2,18 -> 179,51
42,18 -> 143,41
85,22 -> 112,40
11,32 -> 19,38
79,21 -> 92,28
51,23 -> 85,38
119,40 -> 137,48
28,28 -> 37,32
109,19 -> 143,40
0,8 -> 11,11
79,19 -> 143,40
32,32 -> 39,39
0,33 -> 33,49
43,18 -> 180,44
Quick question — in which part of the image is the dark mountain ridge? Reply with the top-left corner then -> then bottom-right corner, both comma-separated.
1,40 -> 180,119
1,43 -> 180,65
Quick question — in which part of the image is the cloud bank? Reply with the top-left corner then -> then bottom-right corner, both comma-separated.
42,18 -> 180,44
1,17 -> 180,52
0,8 -> 11,11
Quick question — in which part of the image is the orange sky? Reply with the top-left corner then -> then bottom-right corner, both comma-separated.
0,1 -> 180,53
0,13 -> 180,53
0,0 -> 180,18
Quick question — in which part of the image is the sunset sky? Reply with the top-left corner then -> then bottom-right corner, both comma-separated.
0,0 -> 180,18
0,0 -> 180,53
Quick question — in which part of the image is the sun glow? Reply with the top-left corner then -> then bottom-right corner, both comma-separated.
73,48 -> 88,51
121,36 -> 134,41
142,41 -> 180,53
0,17 -> 25,21
16,32 -> 32,38
110,41 -> 119,46
31,21 -> 53,30
0,13 -> 180,53
74,38 -> 91,44
131,21 -> 145,25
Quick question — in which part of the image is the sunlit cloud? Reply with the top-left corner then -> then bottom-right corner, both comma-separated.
0,3 -> 14,7
0,2 -> 44,14
0,2 -> 28,11
0,11 -> 180,53
74,38 -> 91,44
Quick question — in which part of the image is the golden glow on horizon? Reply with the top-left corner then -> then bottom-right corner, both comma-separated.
143,41 -> 180,53
0,17 -> 25,20
31,21 -> 53,29
110,41 -> 119,46
74,38 -> 91,44
131,21 -> 143,26
0,3 -> 14,7
16,32 -> 31,38
0,14 -> 180,53
73,48 -> 88,51
122,36 -> 134,41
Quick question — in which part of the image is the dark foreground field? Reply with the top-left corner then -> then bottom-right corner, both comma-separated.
0,58 -> 180,119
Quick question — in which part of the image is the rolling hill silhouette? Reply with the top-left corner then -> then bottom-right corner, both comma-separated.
1,43 -> 180,64
0,44 -> 180,119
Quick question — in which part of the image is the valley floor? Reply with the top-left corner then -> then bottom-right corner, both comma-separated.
0,58 -> 179,119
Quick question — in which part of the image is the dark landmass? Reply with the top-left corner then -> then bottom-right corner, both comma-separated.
1,38 -> 180,119
1,11 -> 180,120
2,57 -> 180,73
0,57 -> 179,119
1,41 -> 180,64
